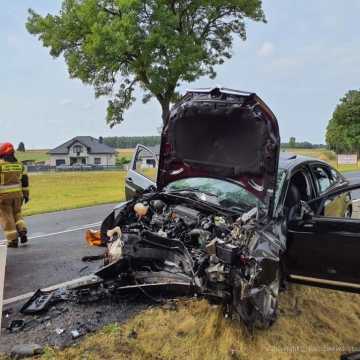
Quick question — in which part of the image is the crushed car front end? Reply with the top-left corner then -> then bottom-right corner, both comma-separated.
93,87 -> 283,328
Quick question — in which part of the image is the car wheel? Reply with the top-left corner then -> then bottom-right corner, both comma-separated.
236,267 -> 280,329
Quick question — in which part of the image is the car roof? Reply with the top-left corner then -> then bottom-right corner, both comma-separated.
278,152 -> 328,171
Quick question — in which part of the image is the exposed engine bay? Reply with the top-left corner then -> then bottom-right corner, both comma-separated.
92,191 -> 284,329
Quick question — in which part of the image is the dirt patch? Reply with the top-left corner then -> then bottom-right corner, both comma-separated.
0,299 -> 148,355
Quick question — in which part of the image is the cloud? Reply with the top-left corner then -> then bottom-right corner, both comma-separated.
59,98 -> 73,106
257,42 -> 275,57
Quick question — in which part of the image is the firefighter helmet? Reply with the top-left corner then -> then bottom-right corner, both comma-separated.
0,143 -> 15,157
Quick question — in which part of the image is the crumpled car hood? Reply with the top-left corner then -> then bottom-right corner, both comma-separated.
157,87 -> 280,210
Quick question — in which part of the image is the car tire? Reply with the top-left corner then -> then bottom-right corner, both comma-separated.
236,267 -> 280,329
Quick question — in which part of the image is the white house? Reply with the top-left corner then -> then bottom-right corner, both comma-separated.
138,145 -> 160,168
48,136 -> 116,166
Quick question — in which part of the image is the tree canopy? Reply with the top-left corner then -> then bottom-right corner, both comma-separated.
17,142 -> 26,152
326,90 -> 360,154
104,135 -> 160,148
26,0 -> 265,125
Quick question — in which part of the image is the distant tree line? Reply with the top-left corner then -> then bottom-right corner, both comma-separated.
281,138 -> 326,149
103,135 -> 328,150
104,136 -> 161,149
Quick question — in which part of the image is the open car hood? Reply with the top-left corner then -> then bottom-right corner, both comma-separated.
157,87 -> 280,210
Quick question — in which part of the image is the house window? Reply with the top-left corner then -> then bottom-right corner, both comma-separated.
73,145 -> 83,154
94,157 -> 102,165
146,159 -> 156,167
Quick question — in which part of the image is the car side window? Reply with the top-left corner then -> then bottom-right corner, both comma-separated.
133,146 -> 158,181
317,188 -> 357,219
312,165 -> 337,194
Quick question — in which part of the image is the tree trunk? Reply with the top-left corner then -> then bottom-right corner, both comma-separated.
161,101 -> 170,125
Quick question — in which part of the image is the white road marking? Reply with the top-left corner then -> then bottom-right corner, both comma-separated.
28,222 -> 101,240
3,275 -> 100,305
0,222 -> 101,242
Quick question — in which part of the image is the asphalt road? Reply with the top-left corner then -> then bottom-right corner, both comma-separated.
344,171 -> 360,198
2,203 -> 117,300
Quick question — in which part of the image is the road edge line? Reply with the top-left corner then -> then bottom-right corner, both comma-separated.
3,274 -> 98,306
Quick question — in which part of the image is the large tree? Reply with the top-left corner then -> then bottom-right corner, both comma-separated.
26,0 -> 265,126
326,90 -> 360,153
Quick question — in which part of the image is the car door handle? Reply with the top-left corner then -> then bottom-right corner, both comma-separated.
127,177 -> 133,183
302,222 -> 317,230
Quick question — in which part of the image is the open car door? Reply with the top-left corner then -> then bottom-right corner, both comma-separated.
284,182 -> 360,293
125,144 -> 158,200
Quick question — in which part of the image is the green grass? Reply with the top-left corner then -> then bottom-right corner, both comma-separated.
284,148 -> 360,173
23,171 -> 126,216
15,149 -> 50,163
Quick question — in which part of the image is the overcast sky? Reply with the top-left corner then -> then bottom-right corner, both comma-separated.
1,1 -> 359,149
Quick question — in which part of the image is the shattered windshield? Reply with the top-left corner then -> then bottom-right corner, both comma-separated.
165,177 -> 262,211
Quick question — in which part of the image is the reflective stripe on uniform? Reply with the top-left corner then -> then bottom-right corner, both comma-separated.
21,187 -> 29,191
15,218 -> 25,224
4,230 -> 18,241
15,219 -> 26,230
0,184 -> 22,194
0,164 -> 23,172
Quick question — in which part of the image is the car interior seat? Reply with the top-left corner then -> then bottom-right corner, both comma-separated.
285,184 -> 302,220
291,172 -> 310,201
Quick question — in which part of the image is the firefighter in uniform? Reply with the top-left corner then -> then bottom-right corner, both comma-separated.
0,143 -> 29,248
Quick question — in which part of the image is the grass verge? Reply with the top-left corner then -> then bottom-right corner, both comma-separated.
23,171 -> 125,216
26,285 -> 360,360
284,148 -> 360,173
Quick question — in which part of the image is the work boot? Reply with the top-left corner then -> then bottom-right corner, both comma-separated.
19,233 -> 28,244
8,239 -> 19,248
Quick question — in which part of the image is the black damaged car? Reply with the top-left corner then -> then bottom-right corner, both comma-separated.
88,87 -> 360,329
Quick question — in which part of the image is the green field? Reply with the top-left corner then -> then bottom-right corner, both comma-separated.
23,171 -> 126,216
284,147 -> 360,172
15,149 -> 50,163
